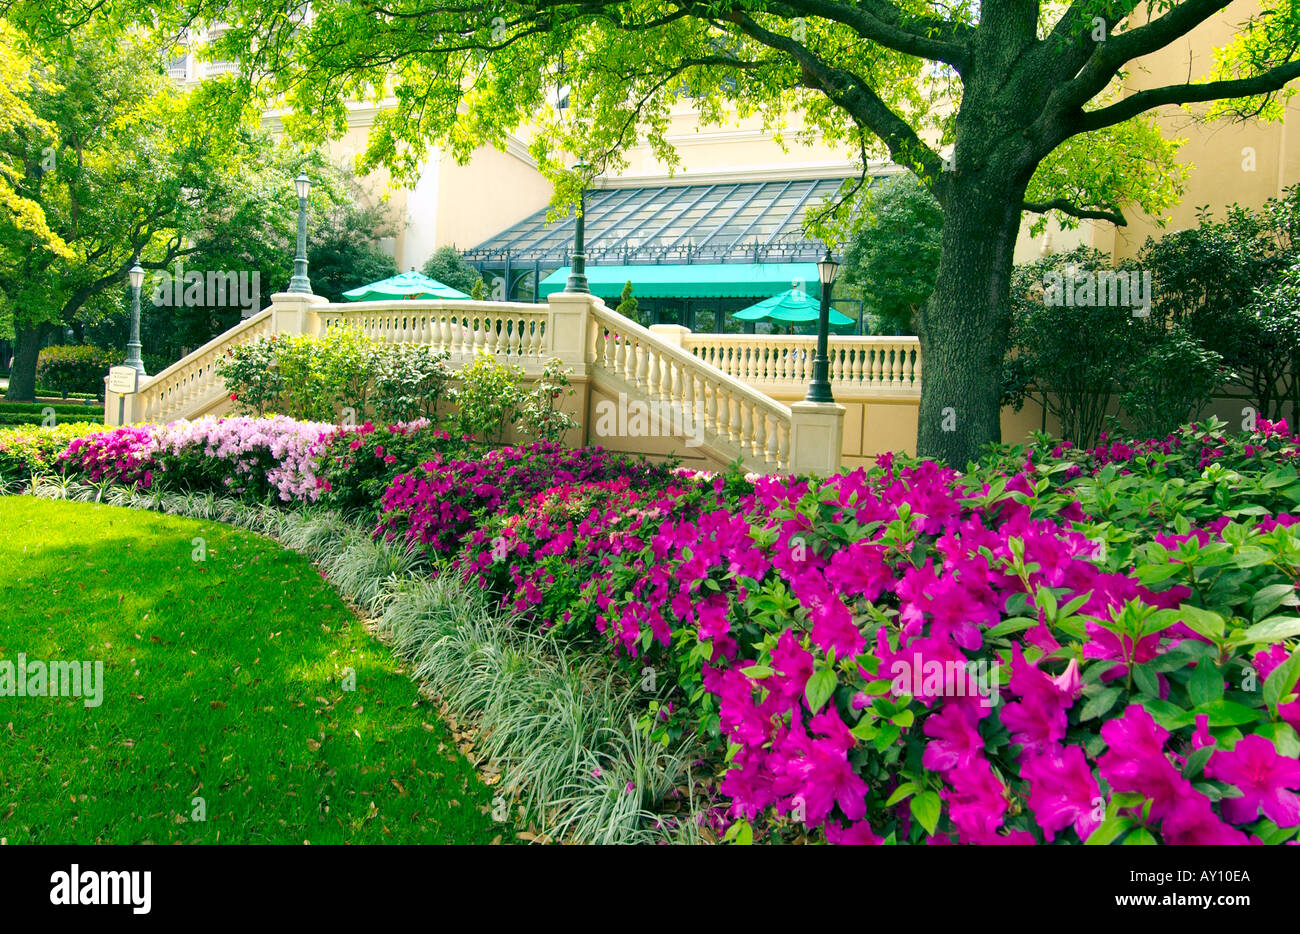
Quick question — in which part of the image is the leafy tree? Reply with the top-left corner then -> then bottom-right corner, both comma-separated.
0,22 -> 68,266
840,172 -> 942,335
0,22 -> 255,400
19,1 -> 1300,462
1137,189 -> 1300,420
422,245 -> 482,295
1235,261 -> 1300,421
79,143 -> 397,363
1118,326 -> 1226,439
615,280 -> 640,324
1005,248 -> 1143,447
307,200 -> 399,303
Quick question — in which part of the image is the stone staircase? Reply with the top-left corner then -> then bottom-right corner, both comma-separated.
107,290 -> 847,475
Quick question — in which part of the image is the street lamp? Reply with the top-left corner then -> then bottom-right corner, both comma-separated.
565,161 -> 591,293
125,260 -> 147,377
288,171 -> 313,293
805,249 -> 839,403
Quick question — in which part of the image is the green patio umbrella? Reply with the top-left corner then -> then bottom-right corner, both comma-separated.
733,288 -> 855,329
342,269 -> 471,301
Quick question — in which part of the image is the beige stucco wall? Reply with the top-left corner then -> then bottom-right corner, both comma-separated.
1081,0 -> 1299,262
265,105 -> 552,273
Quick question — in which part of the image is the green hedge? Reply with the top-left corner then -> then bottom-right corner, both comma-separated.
34,345 -> 122,398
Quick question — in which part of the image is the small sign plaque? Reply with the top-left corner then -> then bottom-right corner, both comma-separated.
107,366 -> 138,395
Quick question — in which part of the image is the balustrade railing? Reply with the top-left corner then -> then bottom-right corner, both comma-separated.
133,310 -> 273,424
588,305 -> 792,472
317,300 -> 549,361
681,333 -> 920,394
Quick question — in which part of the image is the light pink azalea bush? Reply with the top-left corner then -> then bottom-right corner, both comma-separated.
149,416 -> 333,501
58,416 -> 334,502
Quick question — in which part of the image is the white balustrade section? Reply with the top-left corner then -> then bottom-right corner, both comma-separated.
134,310 -> 274,424
588,304 -> 793,472
317,300 -> 549,362
681,333 -> 921,396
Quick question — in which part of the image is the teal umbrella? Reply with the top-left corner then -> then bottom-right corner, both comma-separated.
733,288 -> 855,327
342,269 -> 471,301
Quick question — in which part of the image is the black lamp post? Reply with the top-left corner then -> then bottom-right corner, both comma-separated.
288,171 -> 313,294
125,260 -> 147,377
806,250 -> 839,403
565,162 -> 591,293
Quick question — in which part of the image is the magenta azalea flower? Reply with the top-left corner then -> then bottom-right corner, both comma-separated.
1020,744 -> 1102,842
1206,734 -> 1300,827
922,701 -> 987,773
942,757 -> 1009,843
1097,705 -> 1190,821
825,819 -> 884,845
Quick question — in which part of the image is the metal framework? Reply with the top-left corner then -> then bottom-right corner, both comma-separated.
461,177 -> 861,267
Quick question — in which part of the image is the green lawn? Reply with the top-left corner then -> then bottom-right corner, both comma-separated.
0,497 -> 499,844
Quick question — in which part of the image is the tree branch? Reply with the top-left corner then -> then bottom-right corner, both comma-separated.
1078,58 -> 1300,132
765,0 -> 971,71
725,9 -> 949,198
1022,197 -> 1127,226
1052,0 -> 1233,113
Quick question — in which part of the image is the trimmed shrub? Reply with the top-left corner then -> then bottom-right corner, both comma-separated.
35,345 -> 121,398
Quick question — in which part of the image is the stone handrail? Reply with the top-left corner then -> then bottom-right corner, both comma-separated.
129,310 -> 274,424
317,299 -> 550,362
681,332 -> 921,395
588,302 -> 793,472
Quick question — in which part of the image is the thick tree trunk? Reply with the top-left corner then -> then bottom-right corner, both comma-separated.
4,326 -> 46,403
916,176 -> 1027,467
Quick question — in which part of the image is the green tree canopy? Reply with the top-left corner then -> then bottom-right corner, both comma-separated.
841,172 -> 942,335
0,21 -> 263,398
421,245 -> 483,295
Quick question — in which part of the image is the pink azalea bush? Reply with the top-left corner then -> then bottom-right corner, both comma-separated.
445,441 -> 1300,845
149,416 -> 333,501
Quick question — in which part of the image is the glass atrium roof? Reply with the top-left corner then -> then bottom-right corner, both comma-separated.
462,177 -> 860,267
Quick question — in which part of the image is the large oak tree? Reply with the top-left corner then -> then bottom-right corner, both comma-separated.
10,0 -> 1300,462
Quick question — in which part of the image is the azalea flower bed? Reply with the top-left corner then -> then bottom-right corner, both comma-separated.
27,414 -> 1300,844
385,420 -> 1300,845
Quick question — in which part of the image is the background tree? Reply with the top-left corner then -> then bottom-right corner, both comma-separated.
0,22 -> 256,400
2,31 -> 396,374
1238,261 -> 1300,421
1004,248 -> 1142,447
1137,189 -> 1300,420
615,280 -> 640,325
421,245 -> 483,295
16,1 -> 1300,462
840,172 -> 942,335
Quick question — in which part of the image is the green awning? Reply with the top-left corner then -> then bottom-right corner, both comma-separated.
538,263 -> 820,300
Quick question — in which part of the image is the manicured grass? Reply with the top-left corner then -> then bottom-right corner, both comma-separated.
0,497 -> 499,844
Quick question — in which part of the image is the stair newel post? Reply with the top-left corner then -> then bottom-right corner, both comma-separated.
270,291 -> 328,338
788,400 -> 845,476
545,291 -> 596,371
